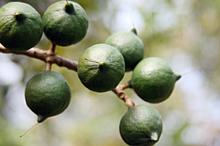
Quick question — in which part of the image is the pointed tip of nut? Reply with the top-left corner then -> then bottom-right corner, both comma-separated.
150,132 -> 159,141
175,74 -> 182,81
131,28 -> 138,35
37,115 -> 47,123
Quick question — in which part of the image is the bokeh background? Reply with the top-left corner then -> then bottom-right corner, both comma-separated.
0,0 -> 220,146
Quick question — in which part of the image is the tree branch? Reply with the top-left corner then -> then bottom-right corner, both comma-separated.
0,43 -> 78,71
112,83 -> 135,107
0,43 -> 135,107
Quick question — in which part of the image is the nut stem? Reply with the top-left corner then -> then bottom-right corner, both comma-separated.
46,43 -> 56,71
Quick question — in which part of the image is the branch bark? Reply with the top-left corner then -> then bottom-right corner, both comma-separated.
0,43 -> 78,71
112,83 -> 135,107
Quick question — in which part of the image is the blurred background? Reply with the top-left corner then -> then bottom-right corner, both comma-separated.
0,0 -> 220,146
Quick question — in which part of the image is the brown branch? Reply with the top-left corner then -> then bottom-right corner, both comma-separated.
112,83 -> 135,107
0,43 -> 78,71
0,43 -> 135,106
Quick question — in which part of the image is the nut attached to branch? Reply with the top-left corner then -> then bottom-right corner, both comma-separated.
0,43 -> 134,106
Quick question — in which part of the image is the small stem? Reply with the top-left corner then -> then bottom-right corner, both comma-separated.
45,62 -> 51,71
51,43 -> 56,53
119,82 -> 131,90
112,83 -> 135,107
46,43 -> 56,71
20,122 -> 40,138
